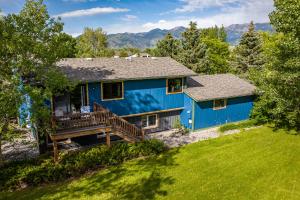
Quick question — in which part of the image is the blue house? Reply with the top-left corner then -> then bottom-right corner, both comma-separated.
20,57 -> 255,159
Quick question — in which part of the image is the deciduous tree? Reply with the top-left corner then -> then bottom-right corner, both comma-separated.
252,0 -> 300,130
0,0 -> 74,156
76,27 -> 112,57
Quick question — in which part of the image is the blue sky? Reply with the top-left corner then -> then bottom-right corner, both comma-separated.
0,0 -> 274,36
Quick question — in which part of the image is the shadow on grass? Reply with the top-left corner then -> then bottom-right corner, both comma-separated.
266,124 -> 300,135
2,149 -> 179,200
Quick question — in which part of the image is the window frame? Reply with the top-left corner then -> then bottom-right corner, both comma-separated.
213,99 -> 227,110
101,81 -> 124,101
166,77 -> 184,94
141,114 -> 159,129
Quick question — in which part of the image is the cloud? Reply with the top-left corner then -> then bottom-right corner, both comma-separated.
54,7 -> 129,18
121,14 -> 138,21
175,0 -> 240,13
144,0 -> 273,30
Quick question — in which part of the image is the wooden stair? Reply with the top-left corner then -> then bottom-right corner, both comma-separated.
93,103 -> 144,142
50,103 -> 144,162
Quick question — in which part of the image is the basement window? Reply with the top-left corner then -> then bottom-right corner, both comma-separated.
167,78 -> 183,94
102,82 -> 124,100
213,99 -> 227,110
142,114 -> 158,129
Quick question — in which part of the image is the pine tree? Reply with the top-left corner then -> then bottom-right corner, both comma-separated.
177,22 -> 230,74
232,21 -> 263,74
156,33 -> 180,58
177,22 -> 202,70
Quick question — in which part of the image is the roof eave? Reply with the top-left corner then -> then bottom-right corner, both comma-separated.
69,74 -> 197,83
184,91 -> 256,102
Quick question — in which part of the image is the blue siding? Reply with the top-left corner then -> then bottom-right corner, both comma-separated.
19,94 -> 31,126
180,93 -> 193,129
193,96 -> 254,130
88,79 -> 184,116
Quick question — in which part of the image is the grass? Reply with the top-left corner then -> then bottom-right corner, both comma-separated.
1,126 -> 300,200
218,120 -> 258,132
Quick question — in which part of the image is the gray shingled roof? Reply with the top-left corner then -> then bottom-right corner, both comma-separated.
56,57 -> 197,82
184,74 -> 256,101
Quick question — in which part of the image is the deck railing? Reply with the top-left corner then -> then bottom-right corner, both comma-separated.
51,103 -> 144,141
52,111 -> 110,131
94,103 -> 144,140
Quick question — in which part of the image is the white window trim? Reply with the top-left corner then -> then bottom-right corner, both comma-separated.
213,99 -> 227,110
142,114 -> 159,129
166,78 -> 184,95
101,81 -> 124,101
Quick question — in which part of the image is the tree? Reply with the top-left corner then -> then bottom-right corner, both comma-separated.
200,25 -> 227,42
59,33 -> 78,58
76,27 -> 112,58
252,0 -> 300,130
0,14 -> 22,165
156,33 -> 180,58
232,21 -> 264,75
177,22 -> 230,74
177,22 -> 202,70
0,0 -> 73,157
119,49 -> 129,57
196,38 -> 230,74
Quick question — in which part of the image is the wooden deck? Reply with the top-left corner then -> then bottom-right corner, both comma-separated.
50,103 -> 145,162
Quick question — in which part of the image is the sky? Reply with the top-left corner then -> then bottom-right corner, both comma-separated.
0,0 -> 274,36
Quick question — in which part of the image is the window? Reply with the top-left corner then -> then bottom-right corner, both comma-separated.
102,82 -> 123,100
213,99 -> 227,110
142,114 -> 158,128
167,78 -> 183,94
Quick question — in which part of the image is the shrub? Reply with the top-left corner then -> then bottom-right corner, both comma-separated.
0,139 -> 165,191
219,120 -> 259,133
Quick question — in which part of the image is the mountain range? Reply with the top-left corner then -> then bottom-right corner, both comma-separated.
107,23 -> 273,49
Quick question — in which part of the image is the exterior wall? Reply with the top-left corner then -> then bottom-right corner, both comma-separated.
124,110 -> 181,133
193,96 -> 254,130
19,94 -> 31,126
180,93 -> 193,129
88,78 -> 185,116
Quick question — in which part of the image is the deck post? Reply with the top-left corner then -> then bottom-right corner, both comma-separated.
141,129 -> 145,141
53,140 -> 58,163
106,131 -> 111,147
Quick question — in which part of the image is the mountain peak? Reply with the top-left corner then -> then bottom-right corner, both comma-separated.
107,22 -> 272,49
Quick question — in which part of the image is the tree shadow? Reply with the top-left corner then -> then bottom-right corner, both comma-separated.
58,65 -> 116,82
266,124 -> 300,135
4,149 -> 180,200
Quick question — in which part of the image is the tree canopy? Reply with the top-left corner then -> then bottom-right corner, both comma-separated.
0,0 -> 74,156
76,27 -> 114,57
177,22 -> 230,74
231,21 -> 264,75
251,0 -> 300,130
156,33 -> 180,58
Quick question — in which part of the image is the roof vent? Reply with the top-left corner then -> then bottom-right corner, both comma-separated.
125,56 -> 132,62
85,58 -> 93,61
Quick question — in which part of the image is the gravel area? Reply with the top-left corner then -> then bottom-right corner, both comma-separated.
147,127 -> 241,148
2,129 -> 39,161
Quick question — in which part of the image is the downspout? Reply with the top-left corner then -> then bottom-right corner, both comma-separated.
192,100 -> 195,131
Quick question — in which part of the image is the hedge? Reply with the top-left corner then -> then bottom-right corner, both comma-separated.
0,139 -> 165,191
218,120 -> 259,133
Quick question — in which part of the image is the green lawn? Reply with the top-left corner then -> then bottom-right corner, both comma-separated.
1,126 -> 300,200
